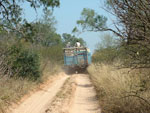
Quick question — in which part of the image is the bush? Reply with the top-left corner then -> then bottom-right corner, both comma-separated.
92,34 -> 126,64
92,47 -> 118,64
38,45 -> 63,64
2,43 -> 40,80
93,46 -> 127,64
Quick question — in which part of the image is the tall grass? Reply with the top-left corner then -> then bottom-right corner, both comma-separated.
0,77 -> 37,113
88,64 -> 150,113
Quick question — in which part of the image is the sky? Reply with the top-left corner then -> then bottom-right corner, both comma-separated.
22,0 -> 115,53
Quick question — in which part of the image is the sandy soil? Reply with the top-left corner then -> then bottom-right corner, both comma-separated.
10,74 -> 69,113
45,75 -> 76,113
69,74 -> 101,113
10,73 -> 101,113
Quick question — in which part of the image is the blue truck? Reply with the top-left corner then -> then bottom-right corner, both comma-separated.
63,47 -> 91,73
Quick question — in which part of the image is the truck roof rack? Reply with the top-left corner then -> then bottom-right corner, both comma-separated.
63,47 -> 87,50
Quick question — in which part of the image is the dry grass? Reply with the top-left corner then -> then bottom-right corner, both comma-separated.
41,62 -> 62,82
88,63 -> 150,113
0,62 -> 62,113
0,77 -> 37,113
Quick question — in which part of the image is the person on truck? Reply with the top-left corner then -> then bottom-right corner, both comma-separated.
66,42 -> 71,48
75,41 -> 81,47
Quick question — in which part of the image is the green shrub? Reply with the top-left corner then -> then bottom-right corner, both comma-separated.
92,34 -> 126,64
92,47 -> 118,64
38,45 -> 63,64
5,43 -> 40,80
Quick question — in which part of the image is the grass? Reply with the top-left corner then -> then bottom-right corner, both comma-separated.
88,63 -> 150,113
0,77 -> 37,113
0,62 -> 62,113
41,61 -> 62,82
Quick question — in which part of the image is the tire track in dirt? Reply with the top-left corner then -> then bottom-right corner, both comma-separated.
69,74 -> 101,113
9,73 -> 101,113
10,73 -> 69,113
45,74 -> 101,113
44,75 -> 76,113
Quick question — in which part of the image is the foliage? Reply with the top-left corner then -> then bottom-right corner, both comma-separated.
77,8 -> 107,31
0,1 -> 69,112
93,47 -> 118,64
76,8 -> 122,37
39,45 -> 63,64
0,0 -> 60,29
96,34 -> 118,49
104,0 -> 150,68
17,9 -> 62,46
75,2 -> 150,112
62,33 -> 86,47
76,1 -> 150,69
1,42 -> 40,80
92,34 -> 123,64
106,0 -> 150,44
0,5 -> 64,80
20,21 -> 62,46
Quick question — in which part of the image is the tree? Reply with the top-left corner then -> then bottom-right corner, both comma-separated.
105,0 -> 150,44
76,8 -> 123,38
0,0 -> 60,30
104,0 -> 150,68
76,1 -> 150,68
93,34 -> 120,64
18,9 -> 62,46
96,34 -> 117,49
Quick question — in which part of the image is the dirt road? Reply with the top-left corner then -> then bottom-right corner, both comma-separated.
10,73 -> 101,113
69,74 -> 101,113
10,74 -> 69,113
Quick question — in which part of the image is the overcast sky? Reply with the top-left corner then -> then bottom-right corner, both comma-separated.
22,0 -> 115,53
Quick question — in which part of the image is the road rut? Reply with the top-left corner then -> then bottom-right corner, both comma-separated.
11,75 -> 68,113
10,73 -> 101,113
69,74 -> 101,113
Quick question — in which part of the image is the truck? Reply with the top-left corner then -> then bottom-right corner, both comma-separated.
63,47 -> 91,73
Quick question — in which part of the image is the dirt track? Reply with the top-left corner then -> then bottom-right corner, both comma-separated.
10,74 -> 69,113
69,74 -> 101,113
10,73 -> 101,113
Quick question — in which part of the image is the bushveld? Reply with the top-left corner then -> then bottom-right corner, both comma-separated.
88,63 -> 150,113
